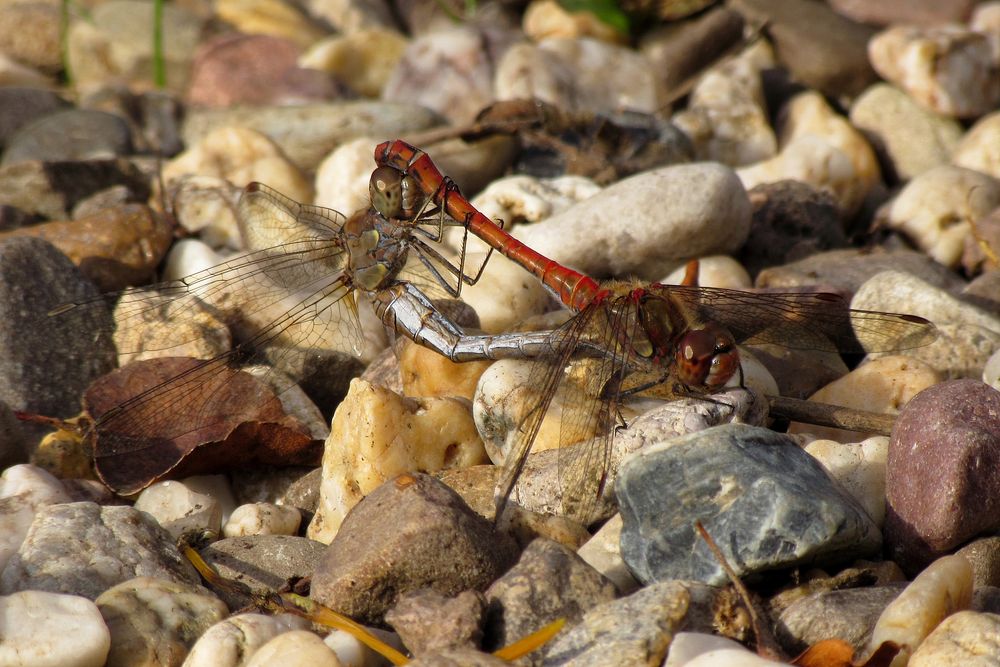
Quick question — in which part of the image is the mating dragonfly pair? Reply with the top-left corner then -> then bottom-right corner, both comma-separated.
72,140 -> 936,522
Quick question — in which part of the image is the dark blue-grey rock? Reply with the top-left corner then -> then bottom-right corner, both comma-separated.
616,424 -> 881,586
885,379 -> 1000,574
0,502 -> 201,599
0,87 -> 69,147
2,109 -> 133,166
483,538 -> 617,655
0,237 -> 116,441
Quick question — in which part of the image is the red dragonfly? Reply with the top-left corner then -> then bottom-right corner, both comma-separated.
54,174 -> 538,494
374,139 -> 938,521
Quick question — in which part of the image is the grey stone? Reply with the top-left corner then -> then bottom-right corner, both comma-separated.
0,237 -> 116,445
0,502 -> 200,599
543,580 -> 705,666
617,424 -> 881,586
2,110 -> 133,166
774,584 -> 905,655
0,87 -> 69,146
200,534 -> 326,610
483,538 -> 617,655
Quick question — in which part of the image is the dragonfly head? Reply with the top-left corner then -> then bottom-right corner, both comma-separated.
675,322 -> 739,391
370,166 -> 424,219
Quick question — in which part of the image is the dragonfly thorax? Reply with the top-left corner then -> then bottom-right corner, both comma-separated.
343,208 -> 409,293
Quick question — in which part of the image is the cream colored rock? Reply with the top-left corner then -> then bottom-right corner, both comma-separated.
952,111 -> 1000,180
660,255 -> 752,289
868,554 -> 974,666
909,610 -> 1000,666
163,126 -> 313,203
777,91 -> 880,215
672,41 -> 777,167
0,465 -> 71,571
183,613 -> 311,667
313,136 -> 376,219
308,378 -> 487,542
0,591 -> 110,667
879,165 -> 1000,267
223,502 -> 301,537
737,134 -> 859,218
301,28 -> 407,97
134,479 -> 225,538
523,0 -> 626,43
216,0 -> 327,50
869,25 -> 1000,118
398,340 -> 493,401
850,83 -> 963,181
664,632 -> 784,666
245,630 -> 342,667
167,176 -> 245,250
576,513 -> 639,594
452,251 -> 557,334
788,355 -> 942,442
805,436 -> 889,525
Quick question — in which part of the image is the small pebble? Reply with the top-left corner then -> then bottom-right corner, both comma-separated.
132,477 -> 225,539
223,502 -> 301,537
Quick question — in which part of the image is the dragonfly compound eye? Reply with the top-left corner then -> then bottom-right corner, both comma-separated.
370,166 -> 403,218
675,323 -> 739,391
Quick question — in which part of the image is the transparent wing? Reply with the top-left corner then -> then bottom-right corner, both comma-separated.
659,285 -> 937,354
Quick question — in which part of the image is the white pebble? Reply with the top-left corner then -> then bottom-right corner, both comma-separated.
660,255 -> 752,290
868,554 -> 974,665
0,591 -> 110,667
161,238 -> 228,283
665,632 -> 783,666
183,613 -> 310,667
324,626 -> 405,667
245,630 -> 343,667
0,465 -> 70,571
134,477 -> 226,538
223,502 -> 301,537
